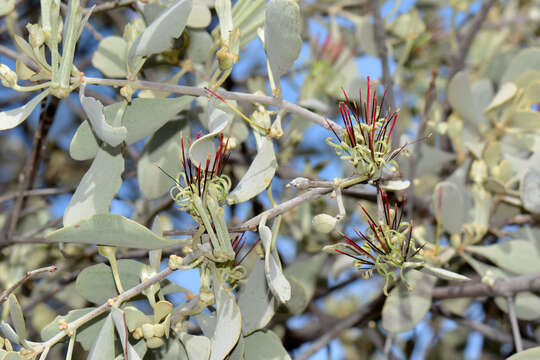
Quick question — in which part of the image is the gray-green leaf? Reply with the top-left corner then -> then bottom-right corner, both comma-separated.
138,119 -> 185,200
0,90 -> 49,131
237,260 -> 275,335
76,260 -> 143,304
63,145 -> 124,226
210,276 -> 242,360
92,36 -> 128,78
432,181 -> 465,234
87,314 -> 115,360
264,0 -> 302,80
48,213 -> 178,249
466,239 -> 540,275
41,308 -> 108,351
244,330 -> 291,360
178,332 -> 211,360
80,88 -> 127,147
228,139 -> 277,204
130,0 -> 192,59
105,97 -> 193,145
69,120 -> 100,160
8,295 -> 26,342
382,270 -> 436,333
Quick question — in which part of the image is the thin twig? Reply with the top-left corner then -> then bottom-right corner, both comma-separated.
81,77 -> 346,136
506,295 -> 523,352
0,266 -> 57,305
4,97 -> 59,241
0,187 -> 74,205
294,295 -> 385,360
431,273 -> 540,299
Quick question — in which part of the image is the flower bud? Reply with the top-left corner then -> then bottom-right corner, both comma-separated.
26,23 -> 45,48
141,323 -> 155,339
216,46 -> 239,70
146,336 -> 165,349
153,323 -> 165,338
312,213 -> 339,234
0,64 -> 17,88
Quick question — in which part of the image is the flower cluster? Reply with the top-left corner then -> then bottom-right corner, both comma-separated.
171,133 -> 231,218
326,77 -> 406,178
324,189 -> 424,294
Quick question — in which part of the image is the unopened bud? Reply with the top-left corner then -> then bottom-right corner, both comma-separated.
146,336 -> 165,349
26,23 -> 45,48
312,213 -> 339,234
0,65 -> 17,88
216,46 -> 239,70
141,323 -> 155,339
168,255 -> 184,270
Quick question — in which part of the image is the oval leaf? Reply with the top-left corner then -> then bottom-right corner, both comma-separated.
63,146 -> 124,226
69,120 -> 100,161
105,97 -> 193,145
178,332 -> 211,360
76,260 -> 143,304
228,139 -> 277,204
87,314 -> 115,360
137,119 -> 185,200
237,260 -> 276,335
466,239 -> 540,275
264,0 -> 302,80
210,276 -> 242,360
432,181 -> 465,234
92,36 -> 128,78
48,213 -> 179,249
244,330 -> 291,360
130,0 -> 192,59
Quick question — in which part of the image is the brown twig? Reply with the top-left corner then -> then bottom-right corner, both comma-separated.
0,266 -> 57,305
4,96 -> 59,242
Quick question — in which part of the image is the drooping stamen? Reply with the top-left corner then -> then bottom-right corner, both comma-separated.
386,113 -> 398,145
180,134 -> 192,186
202,154 -> 211,197
404,220 -> 414,258
325,118 -> 341,142
360,206 -> 377,227
334,249 -> 373,264
152,163 -> 182,187
236,238 -> 261,265
353,227 -> 385,256
342,233 -> 376,261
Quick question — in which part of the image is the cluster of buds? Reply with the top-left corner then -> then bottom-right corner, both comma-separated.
324,190 -> 425,294
326,77 -> 405,179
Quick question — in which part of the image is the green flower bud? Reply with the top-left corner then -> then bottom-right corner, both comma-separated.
216,46 -> 239,70
312,213 -> 338,234
26,23 -> 45,48
0,64 -> 17,88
